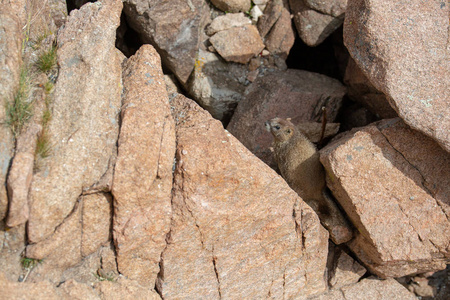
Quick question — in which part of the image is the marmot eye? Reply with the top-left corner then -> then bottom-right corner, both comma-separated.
274,125 -> 280,130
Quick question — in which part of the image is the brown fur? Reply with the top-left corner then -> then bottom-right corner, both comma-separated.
265,117 -> 353,244
265,118 -> 325,202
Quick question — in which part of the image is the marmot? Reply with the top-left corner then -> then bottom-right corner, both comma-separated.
265,117 -> 352,244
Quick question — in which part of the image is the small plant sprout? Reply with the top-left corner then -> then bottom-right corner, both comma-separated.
36,44 -> 57,73
20,257 -> 43,282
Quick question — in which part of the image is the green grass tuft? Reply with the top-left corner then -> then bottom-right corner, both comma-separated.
5,67 -> 32,136
36,45 -> 57,73
21,257 -> 42,270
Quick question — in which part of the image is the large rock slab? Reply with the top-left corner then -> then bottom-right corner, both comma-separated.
320,118 -> 450,278
227,69 -> 346,167
156,94 -> 329,299
290,0 -> 344,47
27,0 -> 123,243
112,45 -> 175,286
123,0 -> 209,85
344,0 -> 450,152
0,7 -> 22,221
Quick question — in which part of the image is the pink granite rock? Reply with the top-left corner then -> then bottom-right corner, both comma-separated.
112,45 -> 175,286
27,0 -> 123,243
340,278 -> 417,300
328,246 -> 366,289
320,118 -> 450,278
210,0 -> 252,12
210,25 -> 265,64
157,94 -> 329,299
290,0 -> 344,47
227,69 -> 346,167
344,0 -> 450,152
0,6 -> 22,221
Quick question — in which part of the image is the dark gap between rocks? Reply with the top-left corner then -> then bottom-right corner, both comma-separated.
116,12 -> 144,58
66,0 -> 97,13
286,26 -> 342,81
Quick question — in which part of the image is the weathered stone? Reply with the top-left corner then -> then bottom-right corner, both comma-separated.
210,0 -> 251,12
341,278 -> 417,300
320,118 -> 450,278
187,48 -> 249,120
290,0 -> 344,47
210,24 -> 265,64
59,279 -> 101,299
0,223 -> 26,282
6,152 -> 34,227
227,69 -> 345,168
157,94 -> 328,299
27,0 -> 123,243
344,57 -> 397,119
206,12 -> 251,36
95,277 -> 161,300
123,0 -> 209,85
264,8 -> 295,58
344,0 -> 450,152
81,193 -> 111,257
304,0 -> 347,17
48,0 -> 68,28
328,247 -> 366,289
0,272 -> 61,299
0,7 -> 22,221
26,199 -> 82,281
257,0 -> 284,38
112,45 -> 175,286
6,101 -> 44,227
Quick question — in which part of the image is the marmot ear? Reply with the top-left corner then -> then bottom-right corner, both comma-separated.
286,129 -> 291,134
286,118 -> 291,121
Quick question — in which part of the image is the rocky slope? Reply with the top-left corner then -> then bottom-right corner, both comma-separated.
0,0 -> 448,299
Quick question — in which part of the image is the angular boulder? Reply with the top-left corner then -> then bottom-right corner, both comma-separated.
210,24 -> 265,64
227,69 -> 346,167
210,0 -> 251,13
27,0 -> 123,243
156,94 -> 329,299
344,0 -> 450,152
112,45 -> 175,286
320,118 -> 450,278
123,0 -> 209,85
290,0 -> 344,47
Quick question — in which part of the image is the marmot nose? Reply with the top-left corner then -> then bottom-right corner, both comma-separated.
264,121 -> 270,127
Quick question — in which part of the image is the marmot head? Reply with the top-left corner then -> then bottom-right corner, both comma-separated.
265,117 -> 295,143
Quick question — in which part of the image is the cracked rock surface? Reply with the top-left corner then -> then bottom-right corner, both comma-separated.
113,44 -> 175,286
320,118 -> 450,278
